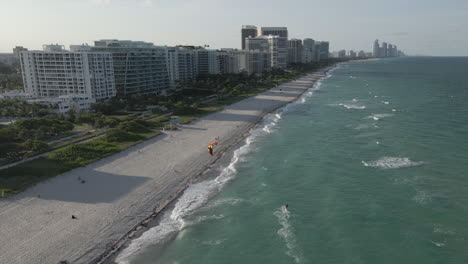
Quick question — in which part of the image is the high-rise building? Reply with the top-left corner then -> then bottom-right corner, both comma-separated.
260,27 -> 288,38
92,39 -> 170,96
337,50 -> 346,58
349,50 -> 356,58
245,35 -> 288,69
287,39 -> 303,64
19,44 -> 116,100
245,36 -> 269,51
302,38 -> 315,63
239,50 -> 271,74
241,25 -> 257,50
167,47 -> 195,87
318,41 -> 329,60
217,49 -> 242,74
373,39 -> 380,58
358,50 -> 366,57
193,49 -> 219,75
382,42 -> 388,57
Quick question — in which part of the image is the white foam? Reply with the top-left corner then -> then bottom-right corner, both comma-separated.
201,239 -> 226,246
117,133 -> 255,263
431,241 -> 446,247
117,72 -> 332,263
382,101 -> 390,105
362,157 -> 424,169
367,113 -> 394,120
274,206 -> 305,263
339,103 -> 366,109
413,190 -> 432,205
433,225 -> 455,235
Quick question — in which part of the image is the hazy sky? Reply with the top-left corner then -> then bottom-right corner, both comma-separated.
1,0 -> 467,55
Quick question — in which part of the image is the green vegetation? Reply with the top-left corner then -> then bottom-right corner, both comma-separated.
105,129 -> 145,143
48,140 -> 120,167
0,59 -> 349,197
0,115 -> 163,196
0,99 -> 51,117
0,61 -> 23,93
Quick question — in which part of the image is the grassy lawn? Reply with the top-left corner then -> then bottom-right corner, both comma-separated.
0,128 -> 163,197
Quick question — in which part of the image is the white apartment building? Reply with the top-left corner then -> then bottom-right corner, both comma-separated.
217,49 -> 243,74
193,49 -> 219,75
302,38 -> 316,63
20,44 -> 116,100
288,39 -> 303,64
239,50 -> 272,75
245,35 -> 288,69
167,47 -> 195,86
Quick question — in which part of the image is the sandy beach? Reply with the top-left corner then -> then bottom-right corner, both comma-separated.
0,69 -> 331,264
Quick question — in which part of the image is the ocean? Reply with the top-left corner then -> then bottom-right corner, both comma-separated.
117,57 -> 468,264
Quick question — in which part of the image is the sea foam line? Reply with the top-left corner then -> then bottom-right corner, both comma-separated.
116,72 -> 330,264
274,206 -> 305,263
362,157 -> 424,169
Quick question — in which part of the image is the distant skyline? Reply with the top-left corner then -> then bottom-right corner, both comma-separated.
1,0 -> 467,56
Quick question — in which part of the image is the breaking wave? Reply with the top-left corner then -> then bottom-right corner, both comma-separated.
362,157 -> 424,169
339,103 -> 366,109
116,72 -> 330,264
274,206 -> 305,263
367,113 -> 394,120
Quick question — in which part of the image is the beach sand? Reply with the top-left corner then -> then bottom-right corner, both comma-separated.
0,69 -> 331,264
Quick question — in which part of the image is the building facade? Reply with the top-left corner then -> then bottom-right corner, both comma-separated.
302,38 -> 316,63
20,44 -> 116,100
287,39 -> 303,64
193,49 -> 220,75
167,47 -> 195,86
92,39 -> 170,96
245,35 -> 287,69
373,39 -> 380,57
241,25 -> 257,50
217,49 -> 242,74
239,50 -> 271,75
259,27 -> 288,38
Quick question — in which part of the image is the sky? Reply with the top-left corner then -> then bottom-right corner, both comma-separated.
1,0 -> 467,56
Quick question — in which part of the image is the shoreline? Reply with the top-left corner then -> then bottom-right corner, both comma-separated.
99,66 -> 336,264
0,65 -> 337,264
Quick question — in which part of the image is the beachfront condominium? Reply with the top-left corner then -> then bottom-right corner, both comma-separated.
193,48 -> 220,75
302,38 -> 316,63
245,35 -> 287,69
239,49 -> 272,74
241,25 -> 258,50
19,44 -> 116,100
92,40 -> 170,96
167,46 -> 195,86
287,39 -> 303,64
314,41 -> 329,61
217,49 -> 243,74
259,27 -> 288,39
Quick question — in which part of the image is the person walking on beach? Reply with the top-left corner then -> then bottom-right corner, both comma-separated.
208,144 -> 214,156
207,141 -> 218,156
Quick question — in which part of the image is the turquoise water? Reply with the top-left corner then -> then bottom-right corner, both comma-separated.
118,57 -> 468,264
